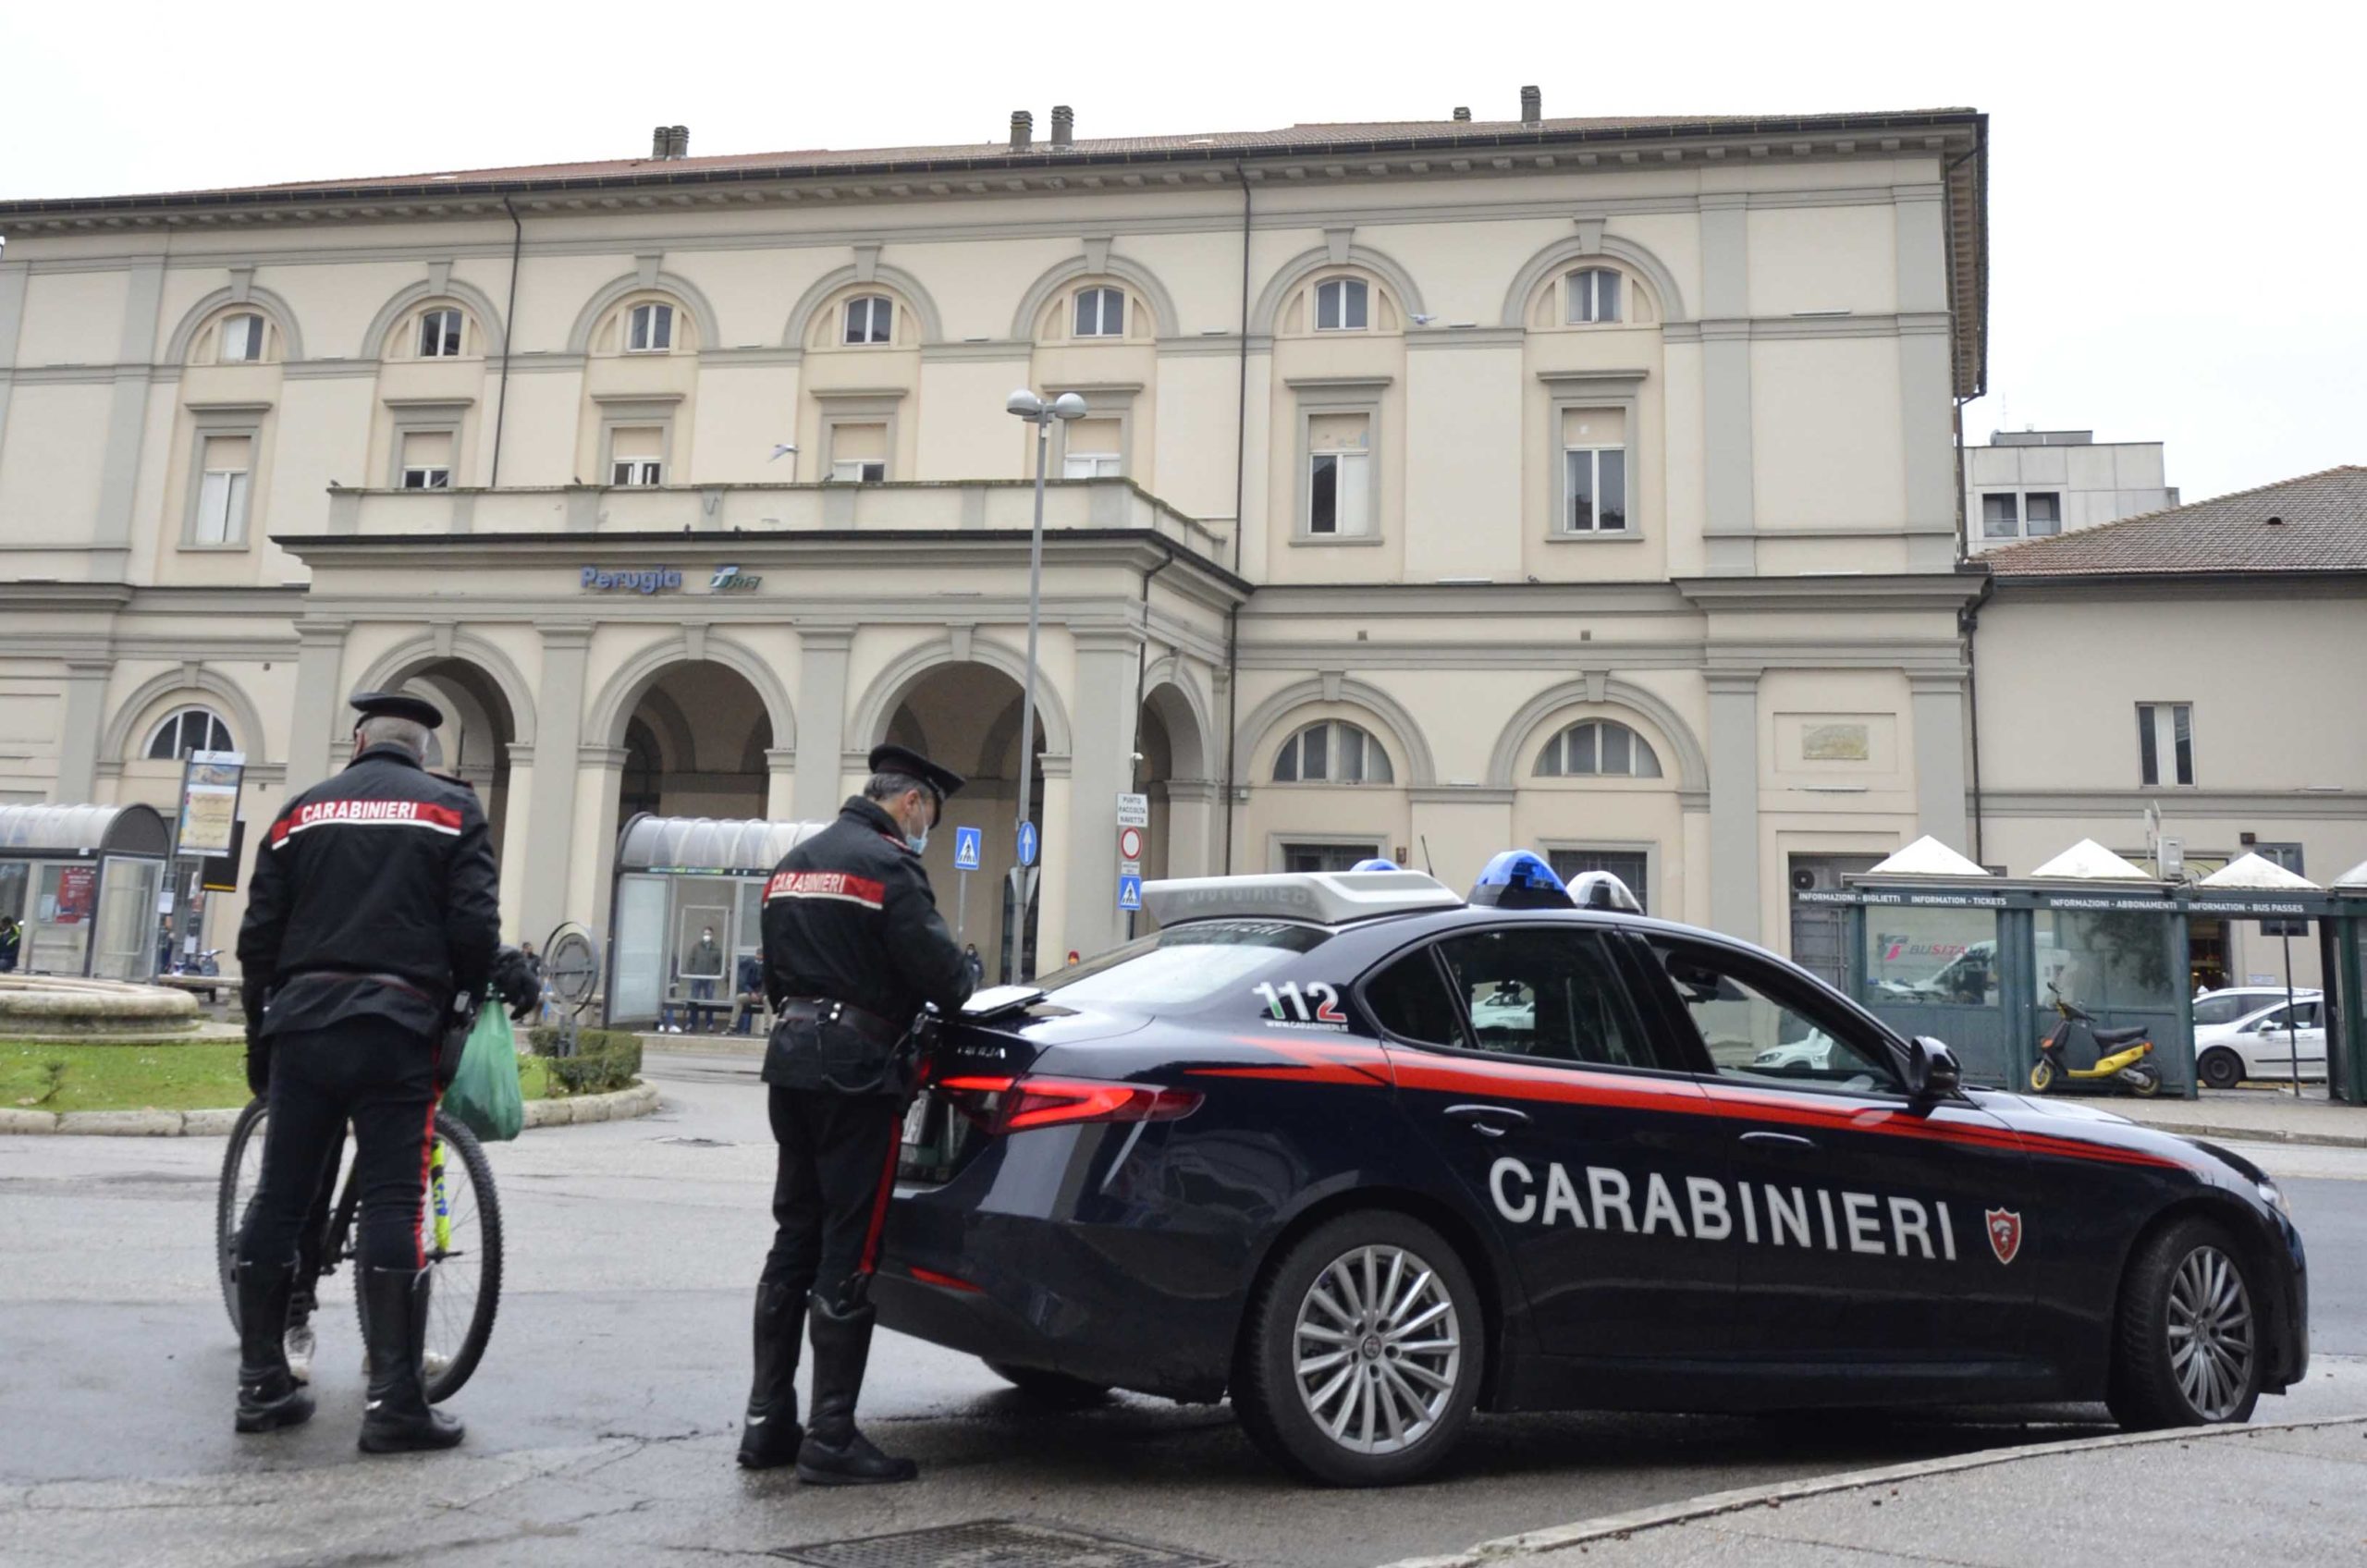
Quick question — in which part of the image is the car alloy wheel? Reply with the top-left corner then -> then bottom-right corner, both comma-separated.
2198,1049 -> 2243,1091
1292,1243 -> 1462,1456
2166,1244 -> 2256,1421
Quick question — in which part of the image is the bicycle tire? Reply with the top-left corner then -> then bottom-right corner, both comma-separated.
215,1098 -> 270,1335
350,1109 -> 504,1403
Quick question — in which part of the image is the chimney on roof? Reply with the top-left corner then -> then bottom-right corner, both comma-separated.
1050,105 -> 1074,149
651,125 -> 668,158
1010,109 -> 1034,152
1452,106 -> 1471,122
1520,86 -> 1541,126
666,125 -> 689,159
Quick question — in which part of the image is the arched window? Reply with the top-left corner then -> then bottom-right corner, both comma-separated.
626,300 -> 675,353
145,705 -> 234,761
220,312 -> 266,363
1073,286 -> 1124,337
417,307 -> 465,358
843,295 -> 894,345
1315,277 -> 1369,332
191,308 -> 281,366
1566,267 -> 1623,325
1272,720 -> 1393,784
1536,720 -> 1662,778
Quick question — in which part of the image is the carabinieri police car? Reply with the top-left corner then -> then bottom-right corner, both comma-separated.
876,853 -> 2309,1486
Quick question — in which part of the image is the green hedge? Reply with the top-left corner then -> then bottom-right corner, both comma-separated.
524,1026 -> 643,1096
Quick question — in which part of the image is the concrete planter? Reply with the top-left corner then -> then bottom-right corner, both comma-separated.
1,1080 -> 662,1136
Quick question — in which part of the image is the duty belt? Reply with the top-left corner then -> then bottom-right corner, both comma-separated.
779,997 -> 905,1047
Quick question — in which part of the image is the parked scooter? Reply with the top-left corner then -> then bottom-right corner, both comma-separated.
2030,983 -> 2162,1097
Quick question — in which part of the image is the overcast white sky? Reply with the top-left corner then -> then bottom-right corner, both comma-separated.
6,0 -> 2360,503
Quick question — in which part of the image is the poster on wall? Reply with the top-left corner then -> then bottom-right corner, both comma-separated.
55,864 -> 96,924
176,751 -> 246,858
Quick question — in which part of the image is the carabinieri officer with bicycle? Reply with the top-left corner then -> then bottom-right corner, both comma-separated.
233,691 -> 500,1452
739,744 -> 975,1483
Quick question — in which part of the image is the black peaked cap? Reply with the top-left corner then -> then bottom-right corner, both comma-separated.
350,690 -> 445,730
867,743 -> 964,804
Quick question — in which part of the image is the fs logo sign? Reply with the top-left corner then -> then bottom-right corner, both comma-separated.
1985,1207 -> 2023,1266
709,564 -> 763,593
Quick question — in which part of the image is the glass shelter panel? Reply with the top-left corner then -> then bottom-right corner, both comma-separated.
1859,905 -> 2007,1084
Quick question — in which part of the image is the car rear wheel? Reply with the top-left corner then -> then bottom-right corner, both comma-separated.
983,1361 -> 1111,1406
1234,1211 -> 1482,1487
2198,1048 -> 2245,1091
2109,1217 -> 2263,1430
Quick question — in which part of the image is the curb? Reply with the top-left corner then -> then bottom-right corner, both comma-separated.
0,1079 -> 662,1136
2122,1117 -> 2367,1151
1375,1415 -> 2367,1568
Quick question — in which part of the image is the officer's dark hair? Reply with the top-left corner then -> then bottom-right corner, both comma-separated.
865,771 -> 927,805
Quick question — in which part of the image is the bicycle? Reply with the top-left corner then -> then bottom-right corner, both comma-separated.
215,1098 -> 504,1403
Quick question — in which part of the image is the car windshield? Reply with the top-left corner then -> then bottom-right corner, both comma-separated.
1038,921 -> 1330,1010
2194,994 -> 2261,1027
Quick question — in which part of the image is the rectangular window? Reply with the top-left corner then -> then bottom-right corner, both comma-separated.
2256,843 -> 2308,936
418,308 -> 463,359
1434,927 -> 1668,1070
626,302 -> 673,353
2024,491 -> 2062,536
399,431 -> 454,489
1566,269 -> 1622,325
220,313 -> 264,363
1062,417 -> 1122,478
2137,702 -> 2194,786
1315,277 -> 1367,331
1306,412 -> 1371,537
193,435 -> 251,545
828,422 -> 887,483
1282,842 -> 1379,874
609,425 -> 663,486
1981,493 -> 2019,537
1562,409 -> 1628,533
1547,849 -> 1650,914
1073,287 -> 1124,337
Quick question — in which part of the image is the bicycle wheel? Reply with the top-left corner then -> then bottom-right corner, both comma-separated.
215,1098 -> 270,1334
384,1109 -> 503,1403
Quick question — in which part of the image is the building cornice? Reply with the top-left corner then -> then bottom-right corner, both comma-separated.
1674,571 -> 1986,613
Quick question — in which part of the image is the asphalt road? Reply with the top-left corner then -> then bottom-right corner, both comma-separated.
1,1052 -> 2360,1568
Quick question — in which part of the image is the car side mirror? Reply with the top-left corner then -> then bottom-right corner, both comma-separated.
1905,1036 -> 1962,1102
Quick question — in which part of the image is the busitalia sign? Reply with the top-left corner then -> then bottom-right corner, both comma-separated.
579,564 -> 764,594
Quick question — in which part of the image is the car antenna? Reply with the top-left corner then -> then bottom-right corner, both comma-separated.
1419,835 -> 1435,876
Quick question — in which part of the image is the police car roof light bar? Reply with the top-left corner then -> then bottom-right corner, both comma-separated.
1142,869 -> 1463,928
1568,869 -> 1644,913
1468,850 -> 1576,911
1350,857 -> 1401,872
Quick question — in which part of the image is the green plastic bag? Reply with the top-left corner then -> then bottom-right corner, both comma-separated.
446,1001 -> 524,1142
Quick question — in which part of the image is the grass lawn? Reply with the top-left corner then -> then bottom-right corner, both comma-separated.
3,1040 -> 558,1114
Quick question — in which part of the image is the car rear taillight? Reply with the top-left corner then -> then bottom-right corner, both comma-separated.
935,1074 -> 1201,1133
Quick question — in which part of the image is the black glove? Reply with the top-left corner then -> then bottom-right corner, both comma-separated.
244,1029 -> 272,1098
490,944 -> 544,1023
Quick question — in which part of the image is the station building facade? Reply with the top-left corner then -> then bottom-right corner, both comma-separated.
0,102 -> 1997,978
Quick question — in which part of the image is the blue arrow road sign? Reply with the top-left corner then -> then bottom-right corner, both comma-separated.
1016,821 -> 1039,868
952,826 -> 982,871
1118,874 -> 1142,912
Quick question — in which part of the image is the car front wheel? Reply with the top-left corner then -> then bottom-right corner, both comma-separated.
2109,1217 -> 2263,1429
1233,1211 -> 1482,1487
2198,1048 -> 2244,1090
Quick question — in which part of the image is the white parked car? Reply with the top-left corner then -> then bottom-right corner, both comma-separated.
2192,986 -> 2320,1030
2193,994 -> 2328,1089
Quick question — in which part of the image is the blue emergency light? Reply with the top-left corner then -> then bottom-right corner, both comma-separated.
1467,850 -> 1575,910
1349,857 -> 1402,872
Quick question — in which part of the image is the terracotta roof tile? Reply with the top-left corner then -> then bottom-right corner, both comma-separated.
1984,466 -> 2367,577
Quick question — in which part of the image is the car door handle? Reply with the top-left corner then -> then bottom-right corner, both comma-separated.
1739,1130 -> 1819,1151
1445,1103 -> 1531,1138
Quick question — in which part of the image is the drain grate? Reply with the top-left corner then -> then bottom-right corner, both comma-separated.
778,1519 -> 1222,1568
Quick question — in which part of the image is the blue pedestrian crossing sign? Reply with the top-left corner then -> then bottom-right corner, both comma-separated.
1016,821 -> 1039,867
1117,874 -> 1143,912
952,826 -> 982,872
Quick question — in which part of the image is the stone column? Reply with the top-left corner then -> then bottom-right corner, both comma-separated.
281,621 -> 350,795
521,628 -> 590,945
1706,669 -> 1762,940
1162,779 -> 1220,880
497,742 -> 535,941
1060,634 -> 1142,962
577,744 -> 629,951
1909,671 -> 1972,855
765,747 -> 799,821
1699,194 -> 1757,576
54,659 -> 112,804
792,626 -> 854,823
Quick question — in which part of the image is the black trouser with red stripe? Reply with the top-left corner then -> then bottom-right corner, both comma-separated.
761,1086 -> 903,1309
238,1019 -> 439,1279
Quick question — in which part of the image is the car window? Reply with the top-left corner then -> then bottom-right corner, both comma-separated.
2194,994 -> 2258,1027
2257,1001 -> 2321,1031
1364,947 -> 1466,1047
1645,940 -> 1901,1096
1042,920 -> 1328,1011
1429,926 -> 1677,1071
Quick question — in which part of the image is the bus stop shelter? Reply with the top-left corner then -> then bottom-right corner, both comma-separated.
606,815 -> 825,1030
2317,857 -> 2365,1105
0,802 -> 171,981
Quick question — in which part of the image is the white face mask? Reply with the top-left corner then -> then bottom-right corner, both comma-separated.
902,793 -> 932,854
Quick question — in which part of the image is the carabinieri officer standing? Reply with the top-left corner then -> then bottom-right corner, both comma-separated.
232,691 -> 499,1452
738,744 -> 975,1483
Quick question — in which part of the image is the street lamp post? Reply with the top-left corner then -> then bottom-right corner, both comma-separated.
1001,388 -> 1086,982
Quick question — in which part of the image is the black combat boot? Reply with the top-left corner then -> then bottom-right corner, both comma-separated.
233,1258 -> 316,1435
357,1267 -> 465,1454
795,1293 -> 916,1485
736,1282 -> 807,1470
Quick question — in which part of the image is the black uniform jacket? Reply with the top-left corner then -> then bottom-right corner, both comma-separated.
760,797 -> 974,1089
238,744 -> 502,1041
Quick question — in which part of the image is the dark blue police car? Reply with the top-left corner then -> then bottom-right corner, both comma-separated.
877,855 -> 2308,1485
